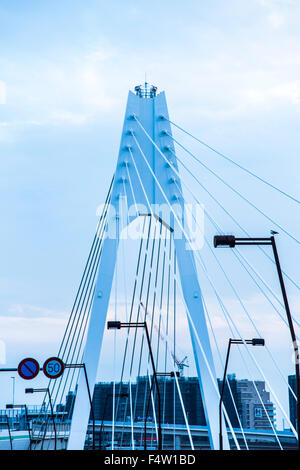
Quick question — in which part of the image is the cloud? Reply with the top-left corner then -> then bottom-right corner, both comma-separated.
0,46 -> 123,130
50,109 -> 90,125
85,46 -> 117,63
0,316 -> 66,350
267,11 -> 285,28
2,21 -> 300,132
259,0 -> 298,8
79,64 -> 119,111
259,0 -> 299,29
243,81 -> 300,107
7,303 -> 67,318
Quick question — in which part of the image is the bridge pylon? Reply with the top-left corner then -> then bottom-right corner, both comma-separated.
67,83 -> 229,450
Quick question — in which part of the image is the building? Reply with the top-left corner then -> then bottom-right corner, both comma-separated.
218,376 -> 276,430
65,390 -> 76,419
288,375 -> 297,430
217,374 -> 241,428
56,390 -> 76,419
92,382 -> 129,422
61,375 -> 275,431
90,376 -> 206,426
133,376 -> 206,426
236,380 -> 275,429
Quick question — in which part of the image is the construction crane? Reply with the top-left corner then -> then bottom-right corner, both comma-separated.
176,356 -> 189,376
140,301 -> 189,376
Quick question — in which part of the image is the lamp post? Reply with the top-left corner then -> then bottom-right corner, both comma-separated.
10,377 -> 15,425
214,234 -> 300,448
25,388 -> 57,450
107,321 -> 162,450
99,392 -> 129,449
144,371 -> 179,450
219,338 -> 265,450
6,404 -> 31,449
11,377 -> 15,407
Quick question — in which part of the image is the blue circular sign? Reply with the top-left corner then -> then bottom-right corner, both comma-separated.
18,358 -> 40,380
43,357 -> 65,379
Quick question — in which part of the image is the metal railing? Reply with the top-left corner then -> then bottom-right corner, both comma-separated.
135,83 -> 157,98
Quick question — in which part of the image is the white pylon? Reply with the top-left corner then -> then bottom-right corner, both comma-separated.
67,84 -> 229,450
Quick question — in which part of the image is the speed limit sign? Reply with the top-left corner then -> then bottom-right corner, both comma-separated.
43,357 -> 65,379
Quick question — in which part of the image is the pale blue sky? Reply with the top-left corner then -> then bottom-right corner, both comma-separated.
1,0 -> 300,426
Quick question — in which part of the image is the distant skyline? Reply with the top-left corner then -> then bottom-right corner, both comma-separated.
0,0 -> 300,430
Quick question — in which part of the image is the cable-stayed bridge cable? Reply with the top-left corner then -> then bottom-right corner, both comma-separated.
164,118 -> 300,206
131,126 -> 296,443
166,131 -> 300,247
129,134 -> 239,448
135,115 -> 300,291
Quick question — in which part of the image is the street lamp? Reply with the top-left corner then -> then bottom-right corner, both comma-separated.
10,377 -> 15,425
25,388 -> 57,451
219,338 -> 265,450
107,321 -> 162,450
99,392 -> 129,449
214,233 -> 300,447
11,377 -> 15,407
6,404 -> 31,449
144,371 -> 179,451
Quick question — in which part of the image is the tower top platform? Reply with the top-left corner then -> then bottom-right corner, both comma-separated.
134,82 -> 157,98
